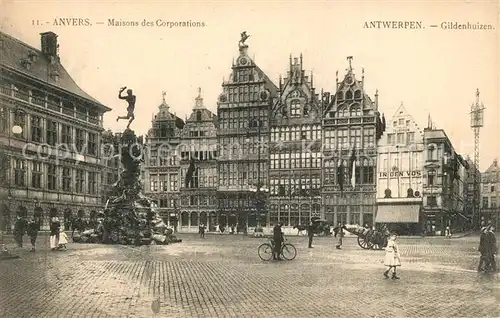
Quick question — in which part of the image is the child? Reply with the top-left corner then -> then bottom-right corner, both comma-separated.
58,227 -> 69,250
383,232 -> 401,279
445,226 -> 452,238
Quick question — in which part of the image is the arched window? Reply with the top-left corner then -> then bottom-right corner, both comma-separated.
190,212 -> 199,226
350,105 -> 361,117
290,100 -> 301,117
181,212 -> 189,226
354,90 -> 361,99
346,90 -> 353,100
337,91 -> 344,100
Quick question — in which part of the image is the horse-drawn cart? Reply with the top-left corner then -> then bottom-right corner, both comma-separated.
344,225 -> 389,250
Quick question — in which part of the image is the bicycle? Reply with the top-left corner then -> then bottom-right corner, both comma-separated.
257,237 -> 297,261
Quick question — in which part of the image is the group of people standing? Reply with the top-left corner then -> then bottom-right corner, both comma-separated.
11,215 -> 68,252
478,225 -> 497,273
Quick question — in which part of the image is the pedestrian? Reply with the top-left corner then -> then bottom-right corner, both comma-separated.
49,216 -> 61,251
334,223 -> 345,249
485,225 -> 497,272
273,222 -> 284,261
58,227 -> 68,250
445,226 -> 452,238
199,222 -> 206,238
26,218 -> 39,252
307,221 -> 315,248
478,226 -> 490,272
13,215 -> 27,248
383,232 -> 401,279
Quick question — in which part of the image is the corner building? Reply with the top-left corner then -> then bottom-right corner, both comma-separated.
268,55 -> 322,231
0,31 -> 110,231
216,40 -> 277,229
178,89 -> 218,232
322,59 -> 381,227
375,103 -> 425,234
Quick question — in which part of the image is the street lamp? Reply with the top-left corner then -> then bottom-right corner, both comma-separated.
246,118 -> 265,230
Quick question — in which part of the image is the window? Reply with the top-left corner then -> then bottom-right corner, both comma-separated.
88,172 -> 96,194
338,130 -> 348,149
13,111 -> 26,138
47,164 -> 57,190
75,129 -> 85,152
387,134 -> 395,145
31,115 -> 42,143
397,133 -> 405,144
196,111 -> 202,121
406,132 -> 415,145
74,169 -> 84,193
427,196 -> 437,207
61,124 -> 72,144
46,120 -> 57,146
0,107 -> 8,134
14,159 -> 26,186
350,129 -> 361,148
350,105 -> 361,117
62,167 -> 72,192
32,161 -> 42,188
398,119 -> 404,125
88,133 -> 97,155
290,100 -> 301,117
392,121 -> 397,127
491,185 -> 495,192
170,174 -> 178,191
428,169 -> 436,186
427,145 -> 437,160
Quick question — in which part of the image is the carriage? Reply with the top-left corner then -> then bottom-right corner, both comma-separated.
344,225 -> 389,250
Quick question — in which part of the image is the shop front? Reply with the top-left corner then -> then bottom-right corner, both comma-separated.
375,200 -> 422,235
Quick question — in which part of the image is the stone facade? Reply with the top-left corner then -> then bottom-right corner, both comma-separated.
0,31 -> 110,231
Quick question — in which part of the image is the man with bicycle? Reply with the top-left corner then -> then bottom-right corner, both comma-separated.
273,222 -> 284,261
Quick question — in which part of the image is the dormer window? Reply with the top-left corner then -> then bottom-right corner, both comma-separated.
196,110 -> 202,121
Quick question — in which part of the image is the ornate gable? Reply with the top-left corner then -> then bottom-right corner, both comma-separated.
182,88 -> 217,138
324,56 -> 376,118
272,55 -> 321,123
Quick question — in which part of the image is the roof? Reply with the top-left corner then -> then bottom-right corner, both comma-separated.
0,31 -> 109,111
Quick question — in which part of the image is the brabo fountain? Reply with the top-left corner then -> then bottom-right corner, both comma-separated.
74,88 -> 181,246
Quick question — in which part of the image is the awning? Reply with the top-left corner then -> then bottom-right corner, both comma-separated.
375,204 -> 421,223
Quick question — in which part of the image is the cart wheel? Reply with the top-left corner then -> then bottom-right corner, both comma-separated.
357,236 -> 370,249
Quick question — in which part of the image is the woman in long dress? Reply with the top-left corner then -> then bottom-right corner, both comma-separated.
383,232 -> 401,279
49,217 -> 61,251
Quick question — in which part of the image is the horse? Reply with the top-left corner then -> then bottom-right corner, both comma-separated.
293,224 -> 307,236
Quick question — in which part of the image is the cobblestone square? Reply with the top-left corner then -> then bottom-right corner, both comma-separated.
0,234 -> 499,317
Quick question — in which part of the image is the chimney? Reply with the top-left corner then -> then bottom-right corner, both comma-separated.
40,31 -> 58,58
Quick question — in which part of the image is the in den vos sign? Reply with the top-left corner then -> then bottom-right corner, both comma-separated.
379,171 -> 422,178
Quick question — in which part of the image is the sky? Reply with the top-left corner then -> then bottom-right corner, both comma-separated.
1,0 -> 499,171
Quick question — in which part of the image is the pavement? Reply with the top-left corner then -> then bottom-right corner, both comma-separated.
0,234 -> 499,318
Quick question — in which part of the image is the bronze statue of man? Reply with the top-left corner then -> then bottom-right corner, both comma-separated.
116,86 -> 136,129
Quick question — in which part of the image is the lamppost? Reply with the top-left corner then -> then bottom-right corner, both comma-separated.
246,117 -> 264,229
1,107 -> 25,259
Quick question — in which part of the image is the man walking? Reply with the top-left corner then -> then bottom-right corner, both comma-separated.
334,223 -> 345,249
307,221 -> 315,248
199,222 -> 206,239
273,222 -> 284,260
26,218 -> 39,252
485,225 -> 497,272
478,225 -> 490,272
13,215 -> 27,248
